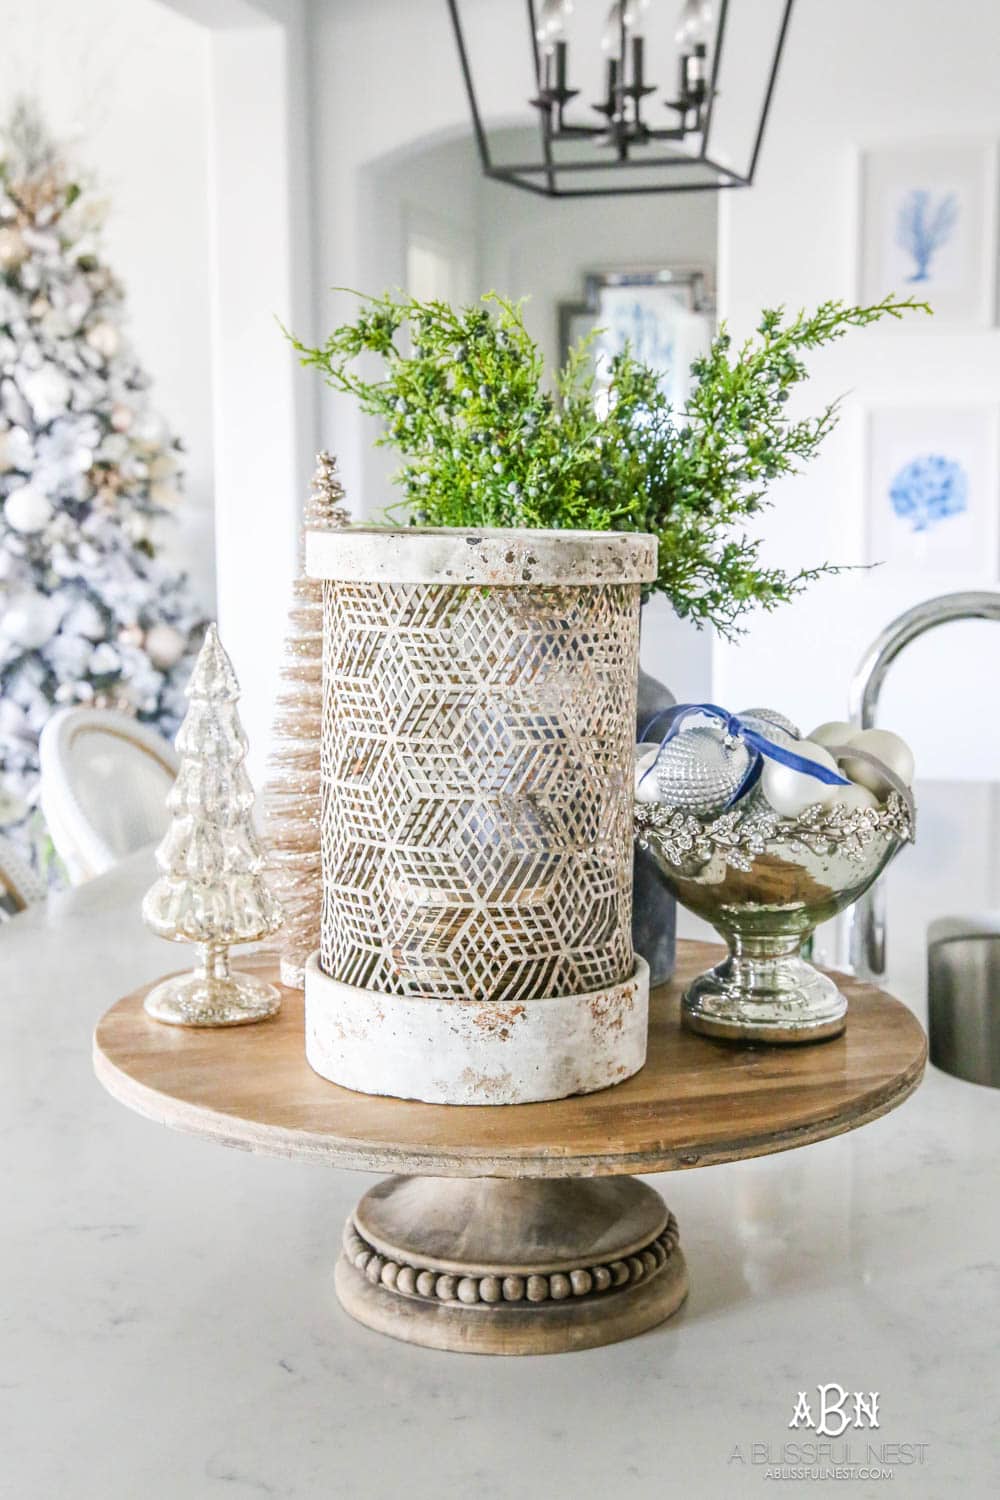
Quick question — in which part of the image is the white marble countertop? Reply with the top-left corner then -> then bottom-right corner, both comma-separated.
4,851 -> 998,1499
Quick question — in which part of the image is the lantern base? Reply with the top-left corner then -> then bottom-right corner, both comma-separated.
304,954 -> 650,1105
335,1175 -> 687,1355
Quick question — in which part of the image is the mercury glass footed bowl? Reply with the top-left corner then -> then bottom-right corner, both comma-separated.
633,791 -> 914,1043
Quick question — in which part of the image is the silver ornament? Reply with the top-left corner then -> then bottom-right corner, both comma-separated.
654,726 -> 752,816
738,706 -> 801,740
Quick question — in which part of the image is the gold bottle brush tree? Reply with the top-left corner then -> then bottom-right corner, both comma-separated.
142,623 -> 284,1026
263,451 -> 349,987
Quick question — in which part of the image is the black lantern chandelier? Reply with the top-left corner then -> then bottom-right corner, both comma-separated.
446,0 -> 795,198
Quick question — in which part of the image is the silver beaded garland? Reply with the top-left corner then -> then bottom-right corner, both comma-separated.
653,726 -> 751,816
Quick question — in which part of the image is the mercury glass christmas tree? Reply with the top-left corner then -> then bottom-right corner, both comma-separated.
0,99 -> 203,861
142,624 -> 283,1027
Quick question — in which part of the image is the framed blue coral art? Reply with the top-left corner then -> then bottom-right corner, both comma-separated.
857,141 -> 998,326
866,406 -> 999,576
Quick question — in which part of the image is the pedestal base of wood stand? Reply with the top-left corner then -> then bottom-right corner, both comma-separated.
335,1176 -> 688,1355
93,946 -> 927,1359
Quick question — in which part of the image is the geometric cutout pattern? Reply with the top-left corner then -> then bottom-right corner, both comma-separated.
320,579 -> 640,1002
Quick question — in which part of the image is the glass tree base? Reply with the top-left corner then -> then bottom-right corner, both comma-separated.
682,951 -> 847,1044
144,968 -> 282,1028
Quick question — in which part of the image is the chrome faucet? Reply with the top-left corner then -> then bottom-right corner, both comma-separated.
847,590 -> 1000,977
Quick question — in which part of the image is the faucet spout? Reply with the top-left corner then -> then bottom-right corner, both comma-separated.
847,590 -> 1000,976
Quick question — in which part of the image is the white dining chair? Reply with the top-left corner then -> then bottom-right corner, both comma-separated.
38,707 -> 179,884
0,833 -> 47,919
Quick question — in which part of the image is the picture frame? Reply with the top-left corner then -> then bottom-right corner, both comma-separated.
865,403 -> 1000,577
557,266 -> 714,410
856,140 -> 998,326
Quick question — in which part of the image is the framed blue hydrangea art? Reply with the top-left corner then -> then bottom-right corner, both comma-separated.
866,405 -> 999,575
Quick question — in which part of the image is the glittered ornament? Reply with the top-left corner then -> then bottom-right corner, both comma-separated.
738,706 -> 801,740
654,726 -> 752,816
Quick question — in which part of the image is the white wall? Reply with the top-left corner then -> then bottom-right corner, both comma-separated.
0,0 -> 216,609
715,0 -> 1000,781
713,0 -> 1000,1000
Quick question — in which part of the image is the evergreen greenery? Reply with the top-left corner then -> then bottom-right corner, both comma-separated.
291,290 -> 928,635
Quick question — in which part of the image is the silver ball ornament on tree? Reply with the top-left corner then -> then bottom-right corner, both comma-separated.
653,726 -> 752,816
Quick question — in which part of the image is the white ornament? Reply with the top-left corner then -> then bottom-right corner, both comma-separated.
654,726 -> 751,816
760,738 -> 843,818
1,424 -> 34,470
4,484 -> 53,534
830,781 -> 879,813
2,590 -> 63,649
808,720 -> 856,750
633,743 -> 662,804
840,728 -> 915,793
145,622 -> 186,670
85,320 -> 120,360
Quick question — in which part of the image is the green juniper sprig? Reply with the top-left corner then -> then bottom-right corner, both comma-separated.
289,290 -> 929,636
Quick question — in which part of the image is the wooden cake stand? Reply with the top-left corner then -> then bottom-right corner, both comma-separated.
93,941 -> 926,1356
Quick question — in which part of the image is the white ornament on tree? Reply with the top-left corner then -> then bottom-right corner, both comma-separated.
144,622 -> 186,670
2,590 -> 63,648
4,484 -> 53,534
84,319 -> 120,361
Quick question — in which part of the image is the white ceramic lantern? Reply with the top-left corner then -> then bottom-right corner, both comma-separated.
303,526 -> 656,1104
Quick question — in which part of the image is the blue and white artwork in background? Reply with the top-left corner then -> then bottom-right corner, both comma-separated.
895,189 -> 959,283
605,299 -> 676,376
889,454 -> 969,533
593,286 -> 710,414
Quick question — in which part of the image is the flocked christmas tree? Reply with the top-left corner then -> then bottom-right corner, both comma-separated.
142,624 -> 283,1027
263,450 -> 349,987
0,99 -> 203,859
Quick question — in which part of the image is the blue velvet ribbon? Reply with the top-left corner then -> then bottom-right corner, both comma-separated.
638,702 -> 850,808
